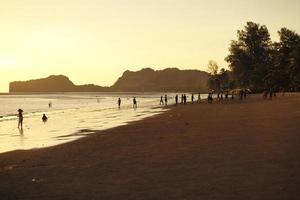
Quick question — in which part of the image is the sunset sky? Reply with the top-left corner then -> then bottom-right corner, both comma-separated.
0,0 -> 299,92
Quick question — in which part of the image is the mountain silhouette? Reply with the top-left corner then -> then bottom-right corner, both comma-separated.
9,75 -> 109,92
9,68 -> 210,93
111,68 -> 209,92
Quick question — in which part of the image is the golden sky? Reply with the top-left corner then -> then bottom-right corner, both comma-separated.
0,0 -> 299,92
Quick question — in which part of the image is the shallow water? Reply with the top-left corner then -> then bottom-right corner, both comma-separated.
0,93 -> 188,153
0,93 -> 209,153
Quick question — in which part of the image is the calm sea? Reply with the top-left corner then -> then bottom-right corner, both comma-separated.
0,92 -> 193,153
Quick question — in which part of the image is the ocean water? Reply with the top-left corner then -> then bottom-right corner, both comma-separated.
0,93 -> 209,153
0,92 -> 193,153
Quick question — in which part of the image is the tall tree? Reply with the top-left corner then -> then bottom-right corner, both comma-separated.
207,60 -> 219,75
207,60 -> 220,90
225,22 -> 272,90
207,61 -> 231,91
277,28 -> 300,90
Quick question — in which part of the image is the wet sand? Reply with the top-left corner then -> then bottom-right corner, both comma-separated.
1,94 -> 300,200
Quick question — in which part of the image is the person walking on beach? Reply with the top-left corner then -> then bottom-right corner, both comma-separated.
269,88 -> 273,100
181,94 -> 184,104
191,93 -> 194,103
160,96 -> 164,105
175,94 -> 178,105
183,94 -> 187,104
118,98 -> 121,108
208,92 -> 213,104
133,97 -> 137,109
164,94 -> 168,105
17,109 -> 23,129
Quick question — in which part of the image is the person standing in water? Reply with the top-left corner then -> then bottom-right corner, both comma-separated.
118,98 -> 121,108
191,93 -> 194,103
160,96 -> 164,105
17,109 -> 23,129
164,94 -> 168,105
175,94 -> 178,105
42,114 -> 48,122
133,97 -> 137,109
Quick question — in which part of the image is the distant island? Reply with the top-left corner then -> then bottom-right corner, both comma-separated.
9,68 -> 210,93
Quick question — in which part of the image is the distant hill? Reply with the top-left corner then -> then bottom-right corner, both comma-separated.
9,75 -> 109,92
111,68 -> 210,92
9,68 -> 210,93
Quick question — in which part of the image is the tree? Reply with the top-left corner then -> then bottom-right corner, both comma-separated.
207,60 -> 219,75
225,22 -> 272,91
277,28 -> 300,90
264,28 -> 300,90
207,61 -> 231,91
219,68 -> 230,89
207,61 -> 220,90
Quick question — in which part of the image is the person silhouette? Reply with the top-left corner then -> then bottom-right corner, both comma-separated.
184,94 -> 187,104
17,109 -> 23,129
160,96 -> 164,105
164,94 -> 168,105
208,92 -> 213,104
133,97 -> 137,109
191,93 -> 194,103
175,94 -> 178,105
42,114 -> 48,122
118,98 -> 121,108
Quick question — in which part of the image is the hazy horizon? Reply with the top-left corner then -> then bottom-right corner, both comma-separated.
1,0 -> 300,92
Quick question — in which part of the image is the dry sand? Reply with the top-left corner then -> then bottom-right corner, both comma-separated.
0,94 -> 300,200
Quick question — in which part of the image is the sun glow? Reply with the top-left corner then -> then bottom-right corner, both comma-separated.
0,0 -> 299,92
0,56 -> 17,69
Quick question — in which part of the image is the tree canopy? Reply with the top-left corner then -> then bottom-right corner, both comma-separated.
224,22 -> 300,92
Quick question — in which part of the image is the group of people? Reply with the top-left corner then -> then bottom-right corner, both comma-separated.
170,93 -> 203,105
167,93 -> 205,105
238,90 -> 247,100
116,97 -> 137,109
17,109 -> 47,130
209,89 -> 250,102
263,88 -> 276,100
160,95 -> 168,105
16,91 -> 249,129
216,91 -> 232,100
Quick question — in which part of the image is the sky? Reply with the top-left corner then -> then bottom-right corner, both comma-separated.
0,0 -> 299,92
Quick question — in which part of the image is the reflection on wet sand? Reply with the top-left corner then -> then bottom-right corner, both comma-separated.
18,128 -> 24,136
0,106 -> 166,153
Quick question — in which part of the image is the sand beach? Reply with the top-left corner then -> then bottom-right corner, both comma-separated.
1,94 -> 300,200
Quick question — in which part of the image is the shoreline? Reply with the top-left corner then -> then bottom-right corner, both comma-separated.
1,94 -> 300,199
0,102 -> 167,154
